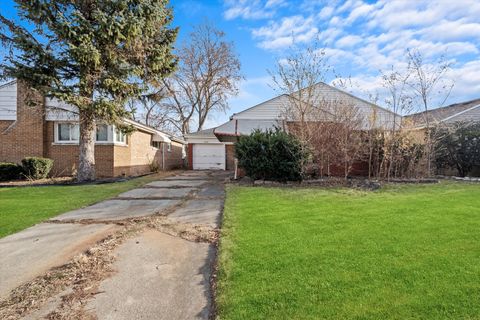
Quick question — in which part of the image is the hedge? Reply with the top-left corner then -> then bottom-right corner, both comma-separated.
21,157 -> 54,180
235,129 -> 308,181
0,163 -> 23,181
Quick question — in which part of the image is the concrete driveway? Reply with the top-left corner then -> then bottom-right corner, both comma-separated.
0,170 -> 228,319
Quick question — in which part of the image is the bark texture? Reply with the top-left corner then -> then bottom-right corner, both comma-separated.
77,111 -> 96,182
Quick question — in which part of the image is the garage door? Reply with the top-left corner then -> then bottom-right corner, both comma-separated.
193,144 -> 225,170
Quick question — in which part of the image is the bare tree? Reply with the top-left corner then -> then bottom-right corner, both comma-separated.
377,65 -> 414,179
127,87 -> 164,125
270,42 -> 331,144
407,49 -> 454,175
330,101 -> 365,179
162,22 -> 242,134
270,41 -> 366,179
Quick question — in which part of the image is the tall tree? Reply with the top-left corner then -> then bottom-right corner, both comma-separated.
270,42 -> 331,145
406,49 -> 453,175
162,21 -> 242,134
0,0 -> 177,181
378,65 -> 413,179
270,41 -> 365,179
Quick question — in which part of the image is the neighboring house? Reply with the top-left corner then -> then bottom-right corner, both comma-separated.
405,98 -> 480,128
405,99 -> 480,176
185,82 -> 400,170
0,80 -> 185,177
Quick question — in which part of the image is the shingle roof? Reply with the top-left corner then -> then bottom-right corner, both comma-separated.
184,127 -> 216,137
405,98 -> 480,126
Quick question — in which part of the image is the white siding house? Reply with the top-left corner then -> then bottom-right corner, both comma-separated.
0,81 -> 17,121
185,81 -> 401,170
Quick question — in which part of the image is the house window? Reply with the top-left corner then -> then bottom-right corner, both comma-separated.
114,128 -> 126,144
151,140 -> 161,149
96,124 -> 108,142
57,123 -> 79,142
167,142 -> 172,152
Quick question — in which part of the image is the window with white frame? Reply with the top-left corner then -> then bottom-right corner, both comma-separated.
57,123 -> 79,142
167,142 -> 172,152
151,140 -> 161,149
55,122 -> 128,145
96,124 -> 108,142
114,128 -> 126,144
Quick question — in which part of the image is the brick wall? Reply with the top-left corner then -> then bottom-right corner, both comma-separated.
44,122 -> 115,177
113,130 -> 162,176
0,81 -> 45,163
0,81 -> 185,177
163,141 -> 184,170
187,144 -> 193,170
225,144 -> 235,170
45,125 -> 184,177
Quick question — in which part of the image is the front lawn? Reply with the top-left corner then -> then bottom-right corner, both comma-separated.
217,183 -> 480,319
0,173 -> 170,238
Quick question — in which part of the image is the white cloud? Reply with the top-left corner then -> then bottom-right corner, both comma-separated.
252,15 -> 318,49
345,2 -> 374,23
447,60 -> 480,99
265,0 -> 287,9
421,19 -> 480,42
223,0 -> 285,20
223,0 -> 480,107
318,6 -> 334,19
336,35 -> 362,48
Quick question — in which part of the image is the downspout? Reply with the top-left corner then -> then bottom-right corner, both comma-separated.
162,142 -> 165,171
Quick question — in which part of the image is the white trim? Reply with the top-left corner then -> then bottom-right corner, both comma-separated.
53,121 -> 128,146
0,79 -> 16,89
187,137 -> 223,144
407,104 -> 480,129
54,122 -> 80,144
152,133 -> 171,143
442,104 -> 480,122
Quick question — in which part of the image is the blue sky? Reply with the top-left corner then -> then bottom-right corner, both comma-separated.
2,0 -> 480,128
171,0 -> 480,128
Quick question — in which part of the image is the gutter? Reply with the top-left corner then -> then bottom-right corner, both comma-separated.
162,143 -> 165,171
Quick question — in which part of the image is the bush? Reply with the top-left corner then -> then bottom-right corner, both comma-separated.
21,157 -> 54,180
235,129 -> 308,181
432,121 -> 480,177
0,162 -> 23,181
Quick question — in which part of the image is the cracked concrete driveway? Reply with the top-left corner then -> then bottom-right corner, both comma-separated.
0,170 -> 229,319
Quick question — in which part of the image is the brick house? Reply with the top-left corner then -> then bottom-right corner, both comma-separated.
0,80 -> 185,177
185,82 -> 400,173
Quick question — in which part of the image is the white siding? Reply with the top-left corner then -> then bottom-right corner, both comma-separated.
445,105 -> 480,124
230,83 -> 399,130
45,98 -> 79,121
232,95 -> 288,120
214,119 -> 282,135
307,83 -> 399,130
0,81 -> 17,120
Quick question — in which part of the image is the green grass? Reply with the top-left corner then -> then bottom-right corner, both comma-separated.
217,182 -> 480,319
0,173 -> 168,238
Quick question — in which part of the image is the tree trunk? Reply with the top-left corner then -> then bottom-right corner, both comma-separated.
77,110 -> 96,182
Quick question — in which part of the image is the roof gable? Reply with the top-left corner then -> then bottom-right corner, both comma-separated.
231,94 -> 289,120
230,82 -> 400,130
406,98 -> 480,126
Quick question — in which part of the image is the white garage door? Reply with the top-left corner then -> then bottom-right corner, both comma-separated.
193,144 -> 225,170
